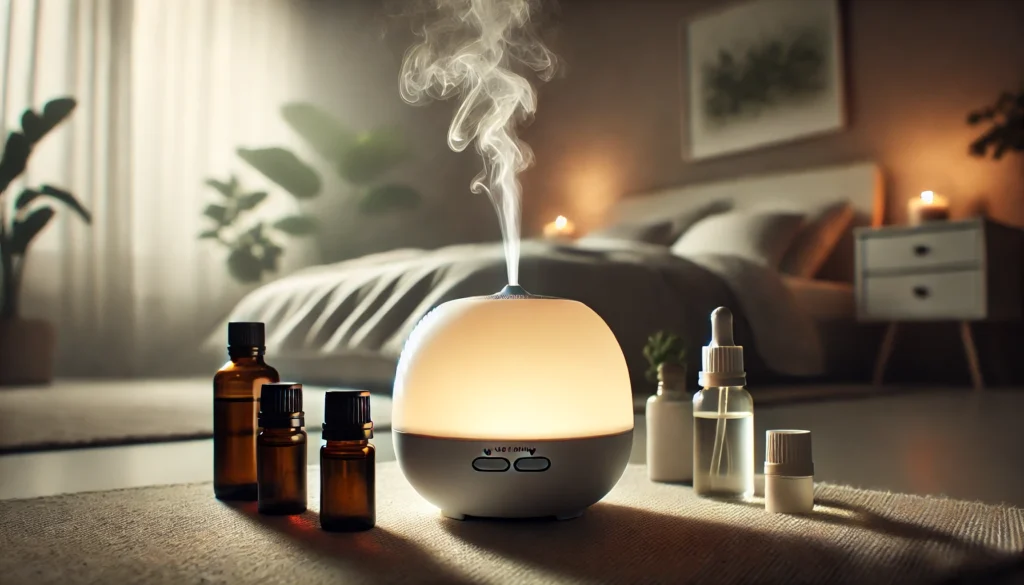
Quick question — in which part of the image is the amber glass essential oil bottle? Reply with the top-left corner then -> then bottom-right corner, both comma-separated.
320,390 -> 375,531
213,322 -> 280,501
257,383 -> 307,515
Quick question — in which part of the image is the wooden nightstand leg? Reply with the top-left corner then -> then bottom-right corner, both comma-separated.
959,321 -> 984,391
873,322 -> 899,386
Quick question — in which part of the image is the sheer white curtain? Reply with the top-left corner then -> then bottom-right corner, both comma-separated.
2,0 -> 311,376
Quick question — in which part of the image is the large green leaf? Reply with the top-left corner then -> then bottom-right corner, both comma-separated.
203,203 -> 229,225
205,177 -> 238,198
273,214 -> 317,235
358,184 -> 421,214
243,223 -> 265,243
260,241 -> 284,271
19,98 -> 76,145
227,247 -> 265,283
14,185 -> 91,224
337,129 -> 409,184
10,206 -> 55,255
13,188 -> 40,209
0,132 -> 30,195
20,111 -> 44,143
237,191 -> 268,211
280,102 -> 354,163
236,147 -> 321,199
37,98 -> 77,141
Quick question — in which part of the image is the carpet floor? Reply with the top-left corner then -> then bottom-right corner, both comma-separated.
0,378 -> 393,454
1,463 -> 1022,584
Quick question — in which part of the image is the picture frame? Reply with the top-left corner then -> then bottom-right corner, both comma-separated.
681,0 -> 846,161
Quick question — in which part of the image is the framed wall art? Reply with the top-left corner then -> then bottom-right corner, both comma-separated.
682,0 -> 846,160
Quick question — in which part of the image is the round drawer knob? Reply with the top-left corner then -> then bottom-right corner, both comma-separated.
912,286 -> 930,299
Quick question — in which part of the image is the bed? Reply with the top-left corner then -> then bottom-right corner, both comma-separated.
211,161 -> 884,392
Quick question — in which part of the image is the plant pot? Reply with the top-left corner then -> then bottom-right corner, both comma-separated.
0,318 -> 56,386
657,362 -> 688,392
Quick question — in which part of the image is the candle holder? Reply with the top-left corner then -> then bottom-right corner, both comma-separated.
542,215 -> 577,242
907,191 -> 950,226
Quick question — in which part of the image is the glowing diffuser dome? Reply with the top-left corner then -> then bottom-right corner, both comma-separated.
393,285 -> 634,520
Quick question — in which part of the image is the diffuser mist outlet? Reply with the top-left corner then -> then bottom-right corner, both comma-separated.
392,285 -> 634,520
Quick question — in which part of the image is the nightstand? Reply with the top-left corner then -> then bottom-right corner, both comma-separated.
855,218 -> 1023,389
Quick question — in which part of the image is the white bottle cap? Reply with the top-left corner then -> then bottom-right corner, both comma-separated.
698,307 -> 746,388
764,430 -> 814,514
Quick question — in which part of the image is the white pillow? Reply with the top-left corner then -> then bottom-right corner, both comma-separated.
670,210 -> 806,269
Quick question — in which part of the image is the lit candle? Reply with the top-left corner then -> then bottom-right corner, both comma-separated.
542,215 -> 576,241
907,191 -> 950,225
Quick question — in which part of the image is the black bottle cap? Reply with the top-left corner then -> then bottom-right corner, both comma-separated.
228,322 -> 265,349
259,383 -> 303,428
322,390 -> 373,441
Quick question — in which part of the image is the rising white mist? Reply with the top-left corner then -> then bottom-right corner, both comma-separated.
399,0 -> 557,286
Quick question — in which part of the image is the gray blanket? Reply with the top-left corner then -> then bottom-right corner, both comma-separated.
216,240 -> 823,389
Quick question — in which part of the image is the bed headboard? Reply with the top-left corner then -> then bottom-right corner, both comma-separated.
611,161 -> 885,229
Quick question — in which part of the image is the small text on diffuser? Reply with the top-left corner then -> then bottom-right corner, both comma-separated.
483,447 -> 536,456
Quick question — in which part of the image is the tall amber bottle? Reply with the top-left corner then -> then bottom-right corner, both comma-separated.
257,383 -> 307,515
320,390 -> 375,532
213,322 -> 280,501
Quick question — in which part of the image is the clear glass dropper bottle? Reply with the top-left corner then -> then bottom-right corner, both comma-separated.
692,307 -> 754,500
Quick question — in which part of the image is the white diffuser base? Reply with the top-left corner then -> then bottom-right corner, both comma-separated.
394,430 -> 633,520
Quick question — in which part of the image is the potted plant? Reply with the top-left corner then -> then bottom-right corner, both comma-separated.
0,97 -> 90,385
967,89 -> 1022,160
642,330 -> 689,392
201,102 -> 422,283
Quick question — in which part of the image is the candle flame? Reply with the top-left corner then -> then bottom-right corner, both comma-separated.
555,215 -> 567,229
921,190 -> 934,203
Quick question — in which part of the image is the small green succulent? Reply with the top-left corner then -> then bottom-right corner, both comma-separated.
642,331 -> 688,383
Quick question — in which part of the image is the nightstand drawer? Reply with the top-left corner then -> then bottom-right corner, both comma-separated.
862,228 -> 980,272
861,270 -> 984,320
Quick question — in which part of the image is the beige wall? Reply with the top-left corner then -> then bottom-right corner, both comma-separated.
306,0 -> 1022,262
297,0 -> 498,263
520,0 -> 1024,234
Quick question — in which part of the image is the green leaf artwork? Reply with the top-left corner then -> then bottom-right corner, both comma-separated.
702,28 -> 826,125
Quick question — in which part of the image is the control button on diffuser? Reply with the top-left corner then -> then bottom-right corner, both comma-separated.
472,457 -> 510,472
513,457 -> 550,472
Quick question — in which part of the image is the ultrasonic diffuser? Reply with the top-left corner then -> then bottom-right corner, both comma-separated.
392,285 -> 634,520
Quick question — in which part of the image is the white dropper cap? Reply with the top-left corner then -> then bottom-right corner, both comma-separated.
698,307 -> 746,388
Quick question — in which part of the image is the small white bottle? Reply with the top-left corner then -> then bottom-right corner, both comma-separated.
764,429 -> 814,514
646,362 -> 693,483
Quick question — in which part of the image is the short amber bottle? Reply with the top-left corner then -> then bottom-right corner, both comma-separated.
213,322 -> 280,501
257,383 -> 307,515
320,390 -> 375,532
